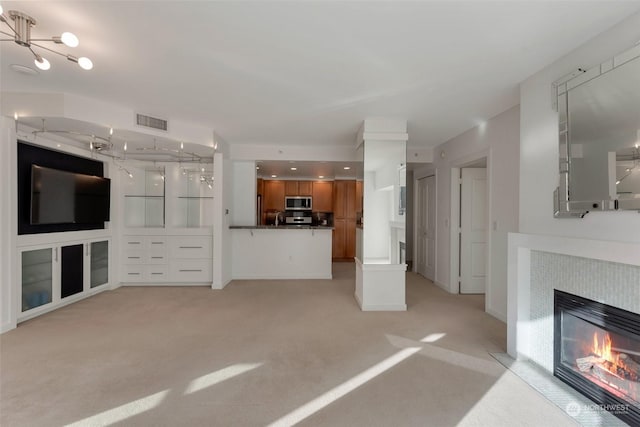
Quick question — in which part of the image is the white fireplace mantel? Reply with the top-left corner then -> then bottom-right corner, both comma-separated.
507,232 -> 640,361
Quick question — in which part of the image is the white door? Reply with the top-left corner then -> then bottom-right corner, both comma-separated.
417,176 -> 436,281
460,168 -> 486,294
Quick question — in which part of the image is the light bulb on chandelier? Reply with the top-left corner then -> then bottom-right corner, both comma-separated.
0,6 -> 93,71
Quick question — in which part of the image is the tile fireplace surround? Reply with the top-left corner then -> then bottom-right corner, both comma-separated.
507,233 -> 640,420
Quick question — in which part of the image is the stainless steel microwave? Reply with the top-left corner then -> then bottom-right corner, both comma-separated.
285,196 -> 312,211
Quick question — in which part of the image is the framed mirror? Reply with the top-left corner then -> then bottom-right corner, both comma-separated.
554,44 -> 640,217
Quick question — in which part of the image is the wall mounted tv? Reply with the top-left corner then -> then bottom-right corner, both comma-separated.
30,165 -> 111,225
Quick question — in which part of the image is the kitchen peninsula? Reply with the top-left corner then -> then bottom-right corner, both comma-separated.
229,225 -> 333,279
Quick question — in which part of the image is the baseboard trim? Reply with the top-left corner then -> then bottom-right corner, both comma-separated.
1,321 -> 17,334
486,307 -> 507,323
231,275 -> 333,280
360,303 -> 407,311
434,281 -> 450,292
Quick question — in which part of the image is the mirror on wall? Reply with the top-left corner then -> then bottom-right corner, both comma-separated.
554,45 -> 640,217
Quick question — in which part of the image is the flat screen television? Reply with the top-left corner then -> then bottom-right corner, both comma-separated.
30,165 -> 111,225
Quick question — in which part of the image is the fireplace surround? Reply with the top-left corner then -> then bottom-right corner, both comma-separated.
554,290 -> 640,425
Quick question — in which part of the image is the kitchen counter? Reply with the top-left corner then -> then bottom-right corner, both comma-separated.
230,225 -> 334,230
230,226 -> 332,279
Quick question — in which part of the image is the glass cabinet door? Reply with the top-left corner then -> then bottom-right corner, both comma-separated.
21,248 -> 53,312
90,240 -> 109,288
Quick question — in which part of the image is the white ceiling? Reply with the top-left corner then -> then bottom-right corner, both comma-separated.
2,1 -> 640,149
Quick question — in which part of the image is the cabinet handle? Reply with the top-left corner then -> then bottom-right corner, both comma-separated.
179,246 -> 203,249
151,242 -> 164,245
151,256 -> 163,259
128,256 -> 141,259
128,242 -> 141,245
128,272 -> 140,276
179,269 -> 203,272
151,272 -> 163,275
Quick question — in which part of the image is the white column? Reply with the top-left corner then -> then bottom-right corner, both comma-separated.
355,118 -> 408,311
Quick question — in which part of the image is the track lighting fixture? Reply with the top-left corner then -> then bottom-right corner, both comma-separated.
0,5 -> 93,71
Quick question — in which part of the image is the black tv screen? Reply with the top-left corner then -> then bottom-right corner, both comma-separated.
30,165 -> 111,225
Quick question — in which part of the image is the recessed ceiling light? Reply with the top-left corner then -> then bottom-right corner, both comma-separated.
10,64 -> 39,75
290,167 -> 297,171
271,174 -> 277,178
256,166 -> 260,170
318,175 -> 324,179
343,166 -> 351,170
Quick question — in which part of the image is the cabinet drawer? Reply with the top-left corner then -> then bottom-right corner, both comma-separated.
146,237 -> 167,251
146,253 -> 167,264
122,265 -> 145,283
145,265 -> 168,281
124,237 -> 145,247
169,260 -> 212,282
123,251 -> 145,264
169,236 -> 212,258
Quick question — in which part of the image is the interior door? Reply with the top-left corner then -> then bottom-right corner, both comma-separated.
416,176 -> 435,281
460,168 -> 487,294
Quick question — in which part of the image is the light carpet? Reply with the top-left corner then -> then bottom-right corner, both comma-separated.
1,263 -> 577,426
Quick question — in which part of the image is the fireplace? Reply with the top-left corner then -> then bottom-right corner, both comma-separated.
554,290 -> 640,425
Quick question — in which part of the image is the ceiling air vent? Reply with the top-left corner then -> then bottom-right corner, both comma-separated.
136,113 -> 168,131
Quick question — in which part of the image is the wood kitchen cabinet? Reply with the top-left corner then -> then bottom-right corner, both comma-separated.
312,181 -> 333,212
332,180 -> 357,261
263,180 -> 285,211
298,181 -> 312,196
284,180 -> 313,196
285,181 -> 298,196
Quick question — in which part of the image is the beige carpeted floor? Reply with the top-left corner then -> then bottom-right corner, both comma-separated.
1,264 -> 576,427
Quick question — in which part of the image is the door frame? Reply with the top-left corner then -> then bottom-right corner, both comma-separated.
449,150 -> 492,305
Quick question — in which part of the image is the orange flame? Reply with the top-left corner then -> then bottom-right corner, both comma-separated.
592,332 -> 618,365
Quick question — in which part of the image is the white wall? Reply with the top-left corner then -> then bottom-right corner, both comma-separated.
231,161 -> 257,226
414,106 -> 520,322
519,11 -> 640,242
213,153 -> 233,289
0,117 -> 17,332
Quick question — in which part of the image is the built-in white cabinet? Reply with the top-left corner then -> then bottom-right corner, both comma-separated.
121,233 -> 212,285
19,238 -> 110,320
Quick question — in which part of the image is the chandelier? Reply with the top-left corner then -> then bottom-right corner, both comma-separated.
0,4 -> 93,71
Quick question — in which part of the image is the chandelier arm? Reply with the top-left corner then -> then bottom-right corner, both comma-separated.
1,19 -> 18,36
29,41 -> 69,58
29,38 -> 57,42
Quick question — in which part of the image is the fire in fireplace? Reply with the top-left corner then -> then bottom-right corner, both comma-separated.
554,290 -> 640,425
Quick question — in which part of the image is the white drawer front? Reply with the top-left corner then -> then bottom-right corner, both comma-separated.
169,236 -> 212,259
146,253 -> 167,264
146,237 -> 167,252
124,237 -> 145,247
122,265 -> 145,283
123,251 -> 145,265
169,260 -> 212,282
145,265 -> 168,281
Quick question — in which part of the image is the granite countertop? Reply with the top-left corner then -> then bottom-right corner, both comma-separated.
230,225 -> 334,230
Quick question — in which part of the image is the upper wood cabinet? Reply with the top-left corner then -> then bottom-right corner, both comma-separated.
298,181 -> 312,196
285,181 -> 298,196
263,180 -> 285,211
284,180 -> 313,196
312,181 -> 333,212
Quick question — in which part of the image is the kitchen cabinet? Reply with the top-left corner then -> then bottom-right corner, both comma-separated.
284,180 -> 312,196
285,181 -> 299,196
298,181 -> 312,196
332,180 -> 357,260
257,178 -> 264,196
264,180 -> 285,211
312,181 -> 333,212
